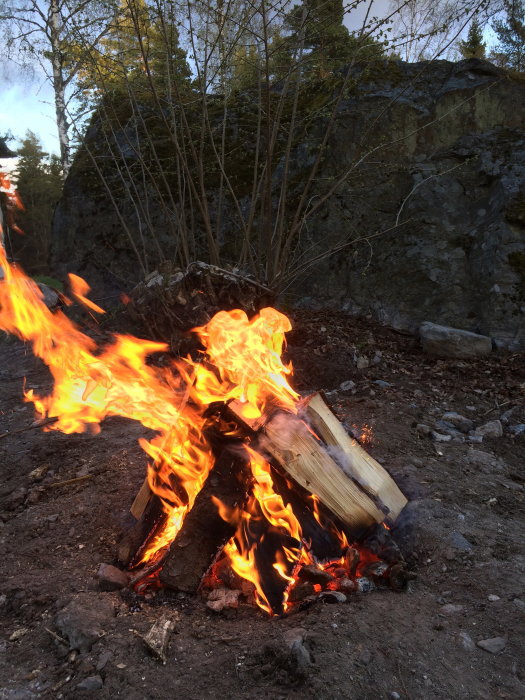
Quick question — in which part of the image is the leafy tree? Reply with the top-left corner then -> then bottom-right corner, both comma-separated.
10,131 -> 63,273
0,0 -> 117,172
458,17 -> 486,58
492,0 -> 525,71
76,0 -> 191,107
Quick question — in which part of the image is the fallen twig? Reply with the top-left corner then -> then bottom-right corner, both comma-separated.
45,474 -> 93,489
482,400 -> 514,417
44,627 -> 68,647
0,417 -> 58,441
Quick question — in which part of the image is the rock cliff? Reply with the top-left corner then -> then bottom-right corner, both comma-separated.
51,58 -> 525,349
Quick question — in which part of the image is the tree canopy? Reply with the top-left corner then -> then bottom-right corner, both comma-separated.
492,0 -> 525,71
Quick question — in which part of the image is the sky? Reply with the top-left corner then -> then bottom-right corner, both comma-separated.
0,78 -> 59,156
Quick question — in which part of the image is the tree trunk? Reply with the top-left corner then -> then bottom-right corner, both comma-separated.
48,0 -> 70,173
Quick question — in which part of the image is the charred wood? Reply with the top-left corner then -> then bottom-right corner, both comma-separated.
159,448 -> 251,592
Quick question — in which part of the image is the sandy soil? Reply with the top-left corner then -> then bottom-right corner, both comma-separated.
0,310 -> 524,699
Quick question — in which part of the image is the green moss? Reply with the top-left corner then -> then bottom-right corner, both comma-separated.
32,275 -> 64,291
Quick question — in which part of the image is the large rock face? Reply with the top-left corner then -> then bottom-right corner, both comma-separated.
52,59 -> 525,349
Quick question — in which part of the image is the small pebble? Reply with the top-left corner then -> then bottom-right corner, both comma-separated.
76,675 -> 103,691
459,631 -> 476,652
488,594 -> 500,602
477,637 -> 506,654
319,591 -> 347,604
441,604 -> 464,615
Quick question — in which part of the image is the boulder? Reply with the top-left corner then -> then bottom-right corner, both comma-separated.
420,322 -> 492,358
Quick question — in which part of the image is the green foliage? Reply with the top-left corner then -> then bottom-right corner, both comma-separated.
284,0 -> 385,76
77,0 -> 191,109
492,1 -> 525,71
458,18 -> 486,59
32,274 -> 64,291
11,131 -> 63,274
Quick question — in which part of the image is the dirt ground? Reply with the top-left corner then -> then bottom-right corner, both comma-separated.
0,309 -> 524,699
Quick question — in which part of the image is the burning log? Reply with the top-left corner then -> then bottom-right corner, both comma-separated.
159,447 -> 251,592
227,394 -> 406,537
302,393 -> 407,522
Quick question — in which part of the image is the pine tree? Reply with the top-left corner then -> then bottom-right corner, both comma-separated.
11,131 -> 63,274
492,0 -> 525,71
285,0 -> 354,75
458,18 -> 486,59
285,0 -> 384,77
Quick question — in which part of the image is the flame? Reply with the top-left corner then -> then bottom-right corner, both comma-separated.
0,221 -> 389,613
68,273 -> 105,314
0,172 -> 24,236
0,245 -> 302,573
192,308 -> 298,418
217,449 -> 304,614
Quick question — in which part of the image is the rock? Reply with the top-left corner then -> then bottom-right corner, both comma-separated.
297,565 -> 335,586
75,675 -> 103,692
9,628 -> 29,641
464,449 -> 501,472
440,604 -> 464,614
96,564 -> 129,591
441,412 -> 474,433
420,323 -> 492,359
95,650 -> 113,671
355,356 -> 369,369
339,380 -> 356,392
477,636 -> 507,654
358,648 -> 372,665
389,693 -> 401,700
5,487 -> 27,511
434,420 -> 465,439
474,420 -> 503,439
459,631 -> 476,652
54,594 -> 115,653
36,283 -> 60,309
446,531 -> 473,554
283,627 -> 307,647
282,628 -> 312,675
338,578 -> 358,594
373,380 -> 391,388
431,431 -> 452,442
288,582 -> 315,603
319,591 -> 347,604
52,60 -> 525,351
509,424 -> 525,437
500,407 -> 517,423
356,578 -> 375,593
416,423 -> 432,436
206,588 -> 241,613
488,595 -> 500,602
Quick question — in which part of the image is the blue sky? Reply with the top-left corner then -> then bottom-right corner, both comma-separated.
0,79 -> 59,156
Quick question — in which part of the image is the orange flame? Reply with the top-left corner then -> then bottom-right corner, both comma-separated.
217,449 -> 305,614
0,247 -> 303,575
0,226 -> 387,612
0,172 -> 24,236
68,273 -> 105,314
